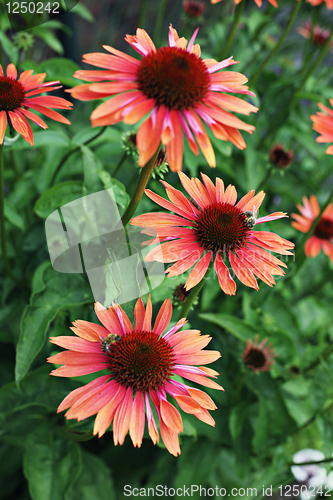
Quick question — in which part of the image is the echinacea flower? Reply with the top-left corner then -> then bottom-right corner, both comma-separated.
183,0 -> 206,18
297,22 -> 331,46
48,297 -> 222,456
131,172 -> 294,295
291,195 -> 333,261
0,63 -> 72,145
211,0 -> 278,7
269,144 -> 293,168
69,25 -> 257,172
306,0 -> 333,9
242,335 -> 276,372
310,100 -> 333,154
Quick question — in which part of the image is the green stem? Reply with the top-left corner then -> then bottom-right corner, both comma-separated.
138,0 -> 148,28
0,145 -> 18,282
179,260 -> 214,319
112,152 -> 127,178
50,127 -> 106,186
299,8 -> 320,76
121,146 -> 161,227
249,0 -> 302,87
219,2 -> 245,61
256,164 -> 274,191
153,0 -> 168,46
289,457 -> 333,467
297,27 -> 333,93
287,184 -> 333,281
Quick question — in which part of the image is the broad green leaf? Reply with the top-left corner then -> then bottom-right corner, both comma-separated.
15,263 -> 92,384
80,145 -> 103,194
252,398 -> 268,455
65,451 -> 115,500
10,130 -> 70,151
32,27 -> 64,54
98,171 -> 130,210
4,199 -> 25,231
23,423 -> 82,500
39,58 -> 81,87
199,313 -> 257,341
34,181 -> 82,219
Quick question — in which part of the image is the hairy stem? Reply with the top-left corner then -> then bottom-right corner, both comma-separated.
121,146 -> 161,227
179,260 -> 214,319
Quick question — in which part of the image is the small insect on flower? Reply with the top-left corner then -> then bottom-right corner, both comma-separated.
101,333 -> 121,354
244,209 -> 259,229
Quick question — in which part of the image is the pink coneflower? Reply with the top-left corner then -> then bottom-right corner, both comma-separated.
69,25 -> 257,172
306,0 -> 333,9
291,195 -> 333,261
131,172 -> 294,295
242,335 -> 276,372
48,297 -> 222,456
297,22 -> 331,46
211,0 -> 278,7
310,100 -> 333,154
0,63 -> 72,145
269,144 -> 293,168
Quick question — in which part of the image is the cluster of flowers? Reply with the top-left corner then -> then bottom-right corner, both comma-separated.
1,12 -> 333,456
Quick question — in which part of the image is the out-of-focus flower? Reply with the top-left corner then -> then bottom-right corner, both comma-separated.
0,63 -> 72,145
242,335 -> 276,372
131,172 -> 294,295
211,0 -> 278,7
48,297 -> 223,456
291,195 -> 333,261
183,0 -> 206,18
172,282 -> 199,308
297,22 -> 331,46
270,144 -> 293,168
292,449 -> 327,488
310,100 -> 333,154
69,25 -> 257,172
306,0 -> 333,9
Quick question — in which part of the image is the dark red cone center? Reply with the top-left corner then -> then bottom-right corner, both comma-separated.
0,77 -> 25,112
315,217 -> 333,240
243,348 -> 266,369
137,46 -> 210,111
194,202 -> 249,254
105,331 -> 174,392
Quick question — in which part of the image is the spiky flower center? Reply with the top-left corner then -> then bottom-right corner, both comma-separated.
315,217 -> 333,240
270,145 -> 293,168
194,202 -> 249,254
0,77 -> 25,112
243,348 -> 266,369
106,331 -> 174,392
137,46 -> 210,111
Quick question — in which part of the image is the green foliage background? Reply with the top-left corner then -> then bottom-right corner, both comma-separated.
1,0 -> 333,498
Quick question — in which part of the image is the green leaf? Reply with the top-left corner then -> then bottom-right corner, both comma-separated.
98,171 -> 130,210
252,398 -> 268,455
39,58 -> 81,87
34,181 -> 82,219
0,366 -> 78,418
80,145 -> 103,194
199,313 -> 257,341
71,2 -> 94,22
65,451 -> 115,500
4,199 -> 25,231
10,130 -> 70,151
15,263 -> 92,384
23,423 -> 82,500
32,27 -> 64,54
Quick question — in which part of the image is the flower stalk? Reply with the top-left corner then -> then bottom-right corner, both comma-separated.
0,145 -> 17,282
219,2 -> 245,61
249,0 -> 302,87
122,146 -> 161,227
180,260 -> 214,319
